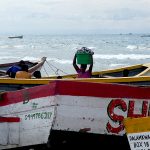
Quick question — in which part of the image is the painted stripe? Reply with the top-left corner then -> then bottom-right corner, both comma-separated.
0,117 -> 20,122
0,82 -> 56,106
124,117 -> 150,133
1,81 -> 150,107
57,81 -> 150,99
1,76 -> 150,85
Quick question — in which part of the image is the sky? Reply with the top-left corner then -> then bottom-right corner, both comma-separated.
0,0 -> 150,35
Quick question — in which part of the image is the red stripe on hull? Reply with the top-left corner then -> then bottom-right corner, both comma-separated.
1,81 -> 150,107
0,117 -> 20,122
0,82 -> 56,106
57,81 -> 150,99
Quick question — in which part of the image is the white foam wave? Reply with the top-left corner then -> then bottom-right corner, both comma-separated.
76,46 -> 96,51
0,44 -> 25,49
0,56 -> 19,60
48,58 -> 72,64
87,46 -> 96,50
127,45 -> 150,50
110,63 -> 127,67
0,45 -> 10,48
138,46 -> 150,50
22,56 -> 40,61
14,45 -> 25,48
126,45 -> 138,50
94,54 -> 150,60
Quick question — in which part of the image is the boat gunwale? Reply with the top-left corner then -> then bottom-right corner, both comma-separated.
1,76 -> 150,85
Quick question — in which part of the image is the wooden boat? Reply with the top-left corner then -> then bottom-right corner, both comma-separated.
1,75 -> 150,92
0,57 -> 47,78
0,61 -> 150,92
0,80 -> 150,149
47,62 -> 150,79
8,35 -> 23,39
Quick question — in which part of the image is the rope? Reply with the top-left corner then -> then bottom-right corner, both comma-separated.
46,61 -> 59,75
43,65 -> 49,77
45,60 -> 68,75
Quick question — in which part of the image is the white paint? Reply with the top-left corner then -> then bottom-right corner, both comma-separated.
19,107 -> 55,146
0,96 -> 56,149
0,96 -> 56,115
8,123 -> 20,145
53,95 -> 128,135
0,123 -> 8,145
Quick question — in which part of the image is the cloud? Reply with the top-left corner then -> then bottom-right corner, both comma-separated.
0,0 -> 150,34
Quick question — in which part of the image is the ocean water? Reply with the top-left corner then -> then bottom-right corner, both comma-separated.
1,34 -> 150,77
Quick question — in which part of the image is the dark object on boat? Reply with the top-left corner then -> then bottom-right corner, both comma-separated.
33,70 -> 42,78
0,57 -> 46,77
8,35 -> 23,39
122,69 -> 129,77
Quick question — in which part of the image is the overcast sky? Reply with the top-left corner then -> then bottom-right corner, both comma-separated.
0,0 -> 150,35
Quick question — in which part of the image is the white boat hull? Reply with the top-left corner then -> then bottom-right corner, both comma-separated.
0,90 -> 56,149
0,81 -> 150,149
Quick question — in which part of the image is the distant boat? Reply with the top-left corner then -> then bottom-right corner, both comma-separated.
8,35 -> 23,39
141,34 -> 150,37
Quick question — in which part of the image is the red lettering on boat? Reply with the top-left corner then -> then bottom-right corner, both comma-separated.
127,101 -> 148,118
106,99 -> 127,133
